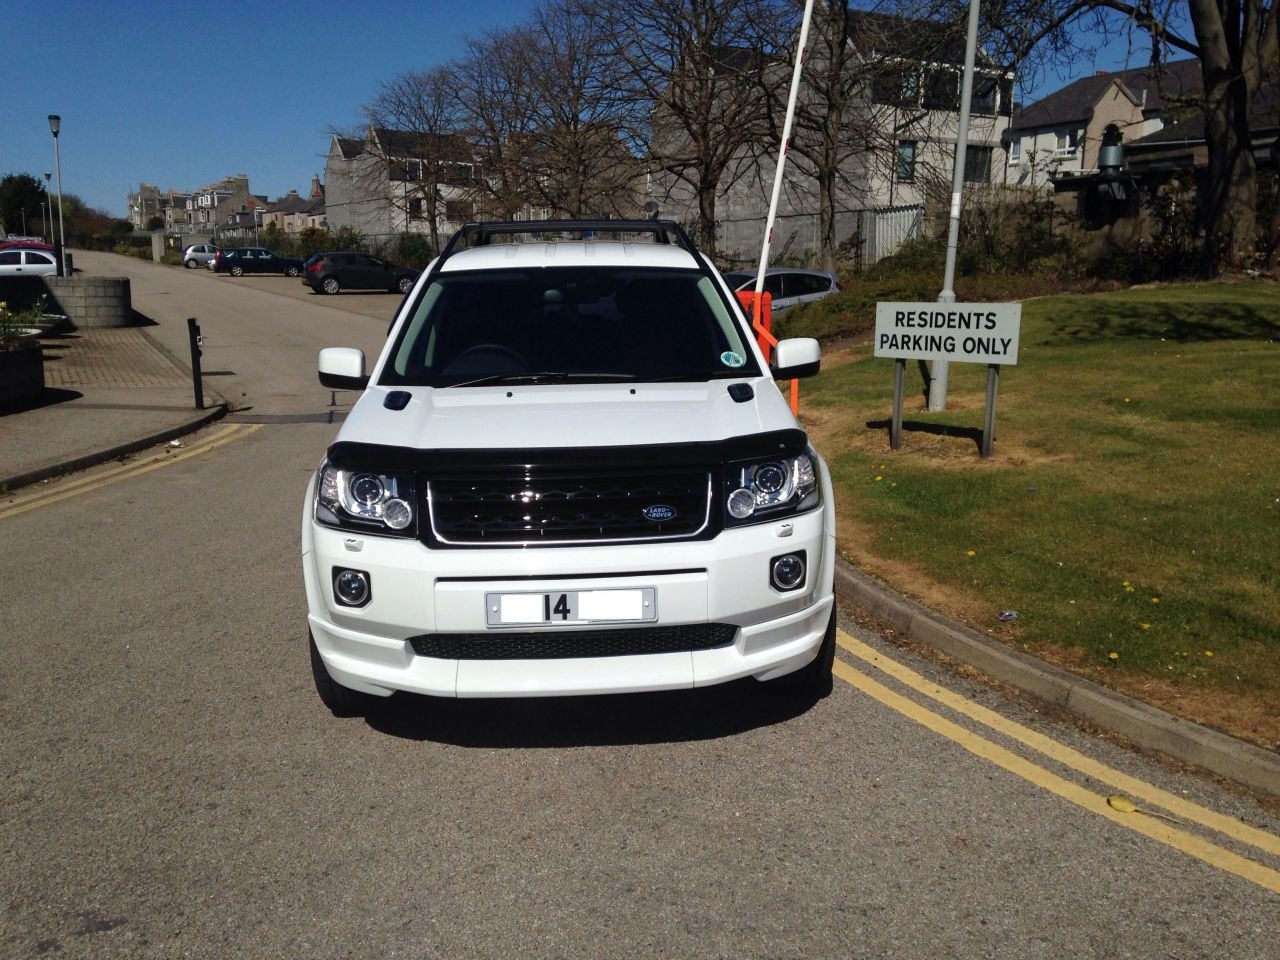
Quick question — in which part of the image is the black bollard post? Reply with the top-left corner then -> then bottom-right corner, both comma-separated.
187,317 -> 204,410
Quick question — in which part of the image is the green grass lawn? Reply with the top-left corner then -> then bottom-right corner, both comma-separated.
798,281 -> 1280,748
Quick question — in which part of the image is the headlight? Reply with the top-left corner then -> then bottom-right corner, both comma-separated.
314,459 -> 417,536
723,452 -> 820,526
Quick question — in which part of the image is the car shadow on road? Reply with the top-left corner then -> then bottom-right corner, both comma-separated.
363,679 -> 820,747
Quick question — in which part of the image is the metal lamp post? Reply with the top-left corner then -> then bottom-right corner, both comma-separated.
48,115 -> 67,276
43,172 -> 52,240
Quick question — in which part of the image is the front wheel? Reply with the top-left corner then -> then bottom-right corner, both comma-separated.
321,277 -> 341,295
764,606 -> 836,699
397,276 -> 414,294
230,265 -> 244,277
309,631 -> 375,716
285,265 -> 301,277
184,259 -> 197,269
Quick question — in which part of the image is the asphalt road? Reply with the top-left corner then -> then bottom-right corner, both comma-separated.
2,254 -> 1278,959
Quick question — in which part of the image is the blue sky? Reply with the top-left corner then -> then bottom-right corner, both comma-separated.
3,0 -> 1161,220
2,0 -> 539,218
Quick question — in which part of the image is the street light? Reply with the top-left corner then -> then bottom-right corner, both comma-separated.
40,202 -> 48,242
43,172 -> 53,245
48,114 -> 67,276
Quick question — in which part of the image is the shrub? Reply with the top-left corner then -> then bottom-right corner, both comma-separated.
393,232 -> 435,269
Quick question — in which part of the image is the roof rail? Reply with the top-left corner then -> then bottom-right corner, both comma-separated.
437,219 -> 699,264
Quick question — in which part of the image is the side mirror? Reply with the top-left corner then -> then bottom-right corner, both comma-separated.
771,338 -> 821,380
318,347 -> 368,391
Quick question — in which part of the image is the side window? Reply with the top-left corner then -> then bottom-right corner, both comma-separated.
791,274 -> 830,296
0,252 -> 21,266
763,275 -> 784,299
28,252 -> 55,266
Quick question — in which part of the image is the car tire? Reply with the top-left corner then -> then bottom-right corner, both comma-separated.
309,630 -> 375,717
764,606 -> 836,699
184,259 -> 197,269
230,265 -> 244,277
286,265 -> 301,277
397,276 -> 414,294
321,277 -> 341,295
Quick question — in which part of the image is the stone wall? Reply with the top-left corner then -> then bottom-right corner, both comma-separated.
0,276 -> 133,328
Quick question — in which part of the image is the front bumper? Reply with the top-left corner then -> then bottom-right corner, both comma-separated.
301,474 -> 835,699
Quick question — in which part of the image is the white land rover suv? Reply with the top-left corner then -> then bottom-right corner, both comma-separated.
302,220 -> 836,714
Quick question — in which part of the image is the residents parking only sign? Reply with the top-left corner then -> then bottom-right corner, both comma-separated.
874,302 -> 1021,364
874,301 -> 1022,457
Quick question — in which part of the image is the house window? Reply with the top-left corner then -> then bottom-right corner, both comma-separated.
1055,129 -> 1079,155
895,141 -> 917,182
408,198 -> 425,221
964,146 -> 993,183
873,64 -> 918,108
1009,138 -> 1021,164
923,69 -> 958,110
444,199 -> 472,222
972,76 -> 998,116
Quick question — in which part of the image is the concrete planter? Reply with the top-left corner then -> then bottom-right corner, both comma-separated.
0,336 -> 45,408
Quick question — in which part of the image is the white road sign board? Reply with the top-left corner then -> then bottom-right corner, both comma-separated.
874,302 -> 1022,365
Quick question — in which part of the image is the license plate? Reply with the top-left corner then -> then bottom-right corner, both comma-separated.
485,588 -> 657,627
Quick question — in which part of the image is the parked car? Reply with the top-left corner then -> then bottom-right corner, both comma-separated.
212,247 -> 304,277
301,251 -> 418,295
721,268 -> 842,313
302,219 -> 834,715
0,247 -> 58,277
0,239 -> 55,251
182,243 -> 219,269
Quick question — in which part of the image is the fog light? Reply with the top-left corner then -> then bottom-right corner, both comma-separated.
727,487 -> 756,519
770,551 -> 806,591
383,498 -> 412,530
333,568 -> 371,607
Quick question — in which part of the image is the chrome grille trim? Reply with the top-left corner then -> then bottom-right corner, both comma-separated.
426,471 -> 713,547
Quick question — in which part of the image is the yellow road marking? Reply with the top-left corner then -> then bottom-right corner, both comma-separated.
836,631 -> 1280,859
0,423 -> 262,520
832,641 -> 1280,895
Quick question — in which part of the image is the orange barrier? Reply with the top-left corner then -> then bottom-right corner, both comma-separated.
734,289 -> 799,415
735,290 -> 775,362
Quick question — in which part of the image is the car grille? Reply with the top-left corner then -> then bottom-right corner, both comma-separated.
408,623 -> 738,659
426,469 -> 712,545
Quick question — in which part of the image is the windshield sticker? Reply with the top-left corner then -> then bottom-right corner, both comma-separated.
720,351 -> 746,368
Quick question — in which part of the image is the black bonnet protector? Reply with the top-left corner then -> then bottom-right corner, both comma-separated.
327,429 -> 809,475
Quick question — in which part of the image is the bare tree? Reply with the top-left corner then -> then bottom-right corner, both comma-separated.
453,27 -> 543,220
363,66 -> 470,252
599,0 -> 783,257
516,0 -> 649,217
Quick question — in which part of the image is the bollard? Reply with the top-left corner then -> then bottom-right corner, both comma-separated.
186,317 -> 204,410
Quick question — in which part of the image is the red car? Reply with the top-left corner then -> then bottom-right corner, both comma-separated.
0,239 -> 55,251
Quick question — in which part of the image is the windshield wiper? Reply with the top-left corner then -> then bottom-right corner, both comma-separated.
641,370 -> 741,383
446,371 -> 640,388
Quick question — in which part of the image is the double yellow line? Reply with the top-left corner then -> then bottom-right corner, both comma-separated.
834,630 -> 1280,894
0,423 -> 262,521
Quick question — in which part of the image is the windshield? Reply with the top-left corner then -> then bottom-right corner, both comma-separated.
380,266 -> 762,387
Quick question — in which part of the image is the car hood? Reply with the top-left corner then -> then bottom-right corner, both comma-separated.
332,380 -> 800,454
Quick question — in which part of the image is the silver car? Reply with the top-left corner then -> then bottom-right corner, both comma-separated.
722,268 -> 842,312
0,247 -> 58,277
182,243 -> 219,269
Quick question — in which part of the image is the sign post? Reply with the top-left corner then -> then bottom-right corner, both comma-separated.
874,302 -> 1021,457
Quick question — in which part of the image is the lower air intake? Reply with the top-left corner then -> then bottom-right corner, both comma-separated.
409,623 -> 738,660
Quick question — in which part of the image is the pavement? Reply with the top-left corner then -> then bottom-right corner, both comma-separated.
3,314 -> 1278,797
